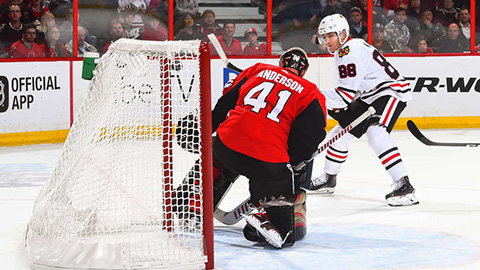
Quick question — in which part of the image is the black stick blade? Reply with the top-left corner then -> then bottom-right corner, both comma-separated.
407,120 -> 479,147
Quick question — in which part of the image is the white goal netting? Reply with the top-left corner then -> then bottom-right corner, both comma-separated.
26,39 -> 209,270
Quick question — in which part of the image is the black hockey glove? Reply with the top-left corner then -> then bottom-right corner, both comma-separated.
328,99 -> 379,138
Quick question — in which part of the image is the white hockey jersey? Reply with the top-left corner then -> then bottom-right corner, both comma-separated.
322,38 -> 412,109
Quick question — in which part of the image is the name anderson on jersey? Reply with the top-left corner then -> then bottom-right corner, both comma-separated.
256,69 -> 304,93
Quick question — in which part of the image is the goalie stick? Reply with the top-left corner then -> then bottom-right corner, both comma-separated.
207,33 -> 243,73
407,120 -> 480,147
214,107 -> 376,225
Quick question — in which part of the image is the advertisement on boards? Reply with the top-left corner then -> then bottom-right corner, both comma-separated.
0,61 -> 70,133
211,56 -> 480,118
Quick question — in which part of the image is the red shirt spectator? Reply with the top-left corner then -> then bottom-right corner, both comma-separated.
40,25 -> 67,57
243,28 -> 266,55
244,43 -> 267,55
141,12 -> 167,41
211,21 -> 242,55
24,0 -> 49,23
216,35 -> 243,55
9,24 -> 44,58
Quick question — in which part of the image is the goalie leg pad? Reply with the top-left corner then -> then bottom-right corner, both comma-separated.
264,198 -> 296,247
293,190 -> 307,241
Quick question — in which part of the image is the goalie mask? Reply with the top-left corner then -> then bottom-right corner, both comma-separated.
279,47 -> 309,77
317,14 -> 350,53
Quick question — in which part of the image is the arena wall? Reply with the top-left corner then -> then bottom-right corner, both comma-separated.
0,56 -> 479,146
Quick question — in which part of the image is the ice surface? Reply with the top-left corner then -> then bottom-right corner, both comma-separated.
1,129 -> 480,270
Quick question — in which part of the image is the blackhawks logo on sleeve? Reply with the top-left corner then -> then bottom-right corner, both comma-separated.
338,46 -> 350,58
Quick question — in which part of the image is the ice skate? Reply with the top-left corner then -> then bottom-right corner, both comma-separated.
242,212 -> 285,248
386,176 -> 419,206
304,173 -> 337,194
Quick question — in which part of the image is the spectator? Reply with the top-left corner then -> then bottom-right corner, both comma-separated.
117,0 -> 150,13
320,0 -> 348,19
174,12 -> 203,40
437,0 -> 460,26
0,0 -> 27,24
438,22 -> 469,52
35,11 -> 55,45
384,8 -> 411,52
103,19 -> 126,54
372,23 -> 394,53
41,24 -> 67,57
384,0 -> 409,18
122,10 -> 143,39
457,7 -> 470,40
408,35 -> 434,52
198,9 -> 223,40
0,4 -> 23,50
412,9 -> 446,51
141,11 -> 167,41
276,0 -> 322,53
243,28 -> 266,55
152,0 -> 170,29
65,26 -> 98,57
36,11 -> 55,34
55,2 -> 73,45
9,23 -> 44,57
212,21 -> 242,55
23,0 -> 49,23
406,0 -> 422,20
175,0 -> 199,17
349,7 -> 367,39
357,0 -> 388,25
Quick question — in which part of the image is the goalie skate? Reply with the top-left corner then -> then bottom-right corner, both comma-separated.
304,173 -> 336,194
242,212 -> 284,249
386,176 -> 419,207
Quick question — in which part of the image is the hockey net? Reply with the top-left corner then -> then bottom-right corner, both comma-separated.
25,39 -> 213,270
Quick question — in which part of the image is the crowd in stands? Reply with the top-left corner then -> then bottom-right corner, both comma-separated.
277,0 -> 477,54
0,0 -> 478,58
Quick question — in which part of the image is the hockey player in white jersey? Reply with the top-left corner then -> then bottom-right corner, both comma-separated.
303,13 -> 419,206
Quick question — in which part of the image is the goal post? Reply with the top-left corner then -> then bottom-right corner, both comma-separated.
25,39 -> 213,270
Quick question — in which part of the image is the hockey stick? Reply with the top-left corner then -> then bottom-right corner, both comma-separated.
214,197 -> 251,225
214,106 -> 376,225
293,106 -> 376,171
407,120 -> 479,147
207,33 -> 243,73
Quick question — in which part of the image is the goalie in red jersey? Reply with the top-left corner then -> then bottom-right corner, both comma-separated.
211,48 -> 327,248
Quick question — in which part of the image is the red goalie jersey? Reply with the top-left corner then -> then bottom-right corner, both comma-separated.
212,63 -> 327,164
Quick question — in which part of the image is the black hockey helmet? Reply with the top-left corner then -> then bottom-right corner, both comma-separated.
279,47 -> 309,76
